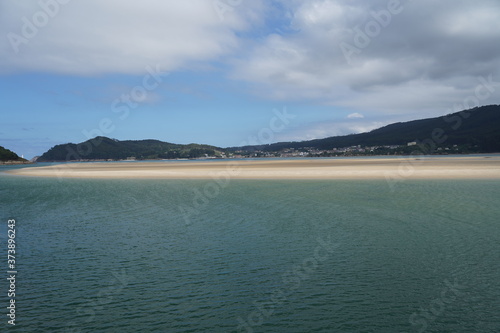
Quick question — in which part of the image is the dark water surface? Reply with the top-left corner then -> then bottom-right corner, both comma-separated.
1,168 -> 499,332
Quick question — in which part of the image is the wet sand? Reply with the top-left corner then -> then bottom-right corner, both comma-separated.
6,156 -> 500,180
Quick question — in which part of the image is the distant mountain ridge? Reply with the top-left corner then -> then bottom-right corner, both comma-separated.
235,105 -> 500,153
38,137 -> 224,162
37,105 -> 500,162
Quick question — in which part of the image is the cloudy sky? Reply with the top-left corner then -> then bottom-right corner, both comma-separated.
1,0 -> 500,158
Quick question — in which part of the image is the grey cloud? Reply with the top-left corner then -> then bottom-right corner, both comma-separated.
232,0 -> 500,114
1,0 -> 499,121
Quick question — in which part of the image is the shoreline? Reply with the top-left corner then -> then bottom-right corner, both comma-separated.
0,160 -> 32,165
5,156 -> 500,180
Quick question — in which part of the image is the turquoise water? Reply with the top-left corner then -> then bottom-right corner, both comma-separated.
1,166 -> 499,332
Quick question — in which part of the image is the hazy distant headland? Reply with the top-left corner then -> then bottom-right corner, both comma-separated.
25,105 -> 500,162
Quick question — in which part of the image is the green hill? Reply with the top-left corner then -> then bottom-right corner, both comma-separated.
235,105 -> 500,154
0,145 -> 26,163
36,105 -> 500,161
38,137 -> 225,162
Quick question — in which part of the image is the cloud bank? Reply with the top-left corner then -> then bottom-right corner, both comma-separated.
1,0 -> 500,137
1,0 -> 263,75
231,0 -> 500,114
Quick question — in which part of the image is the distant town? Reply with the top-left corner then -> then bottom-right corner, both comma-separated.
229,142 -> 475,159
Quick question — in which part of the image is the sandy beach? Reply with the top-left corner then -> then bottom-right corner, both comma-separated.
5,156 -> 500,180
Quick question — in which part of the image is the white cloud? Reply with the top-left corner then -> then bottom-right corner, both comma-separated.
1,0 -> 500,133
347,112 -> 364,119
0,0 -> 265,75
278,119 -> 385,142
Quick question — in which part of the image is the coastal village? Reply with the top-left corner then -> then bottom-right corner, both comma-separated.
229,143 -> 466,159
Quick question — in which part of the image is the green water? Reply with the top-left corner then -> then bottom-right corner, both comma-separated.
1,167 -> 499,332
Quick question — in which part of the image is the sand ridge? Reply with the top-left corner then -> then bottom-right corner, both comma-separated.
5,156 -> 500,180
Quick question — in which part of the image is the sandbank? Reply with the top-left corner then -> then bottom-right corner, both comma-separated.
5,156 -> 500,180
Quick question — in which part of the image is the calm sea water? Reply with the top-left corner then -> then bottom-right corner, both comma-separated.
1,164 -> 499,332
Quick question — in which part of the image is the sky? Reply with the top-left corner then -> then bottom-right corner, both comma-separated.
1,0 -> 500,159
